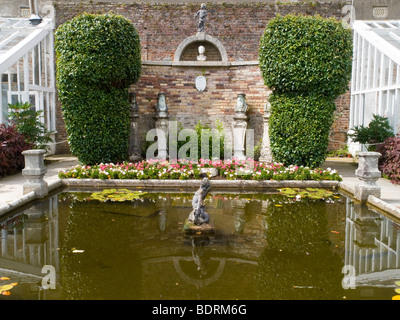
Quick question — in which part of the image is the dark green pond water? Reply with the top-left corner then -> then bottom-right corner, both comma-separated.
1,189 -> 399,300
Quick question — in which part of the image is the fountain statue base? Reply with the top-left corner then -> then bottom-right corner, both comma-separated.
183,218 -> 215,235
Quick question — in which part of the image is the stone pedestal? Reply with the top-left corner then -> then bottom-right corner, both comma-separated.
154,92 -> 169,160
22,149 -> 48,198
154,115 -> 169,160
259,110 -> 273,163
232,112 -> 248,160
354,151 -> 381,203
183,218 -> 215,235
128,92 -> 142,162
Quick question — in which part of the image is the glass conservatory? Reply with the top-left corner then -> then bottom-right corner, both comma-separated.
0,17 -> 56,153
349,20 -> 400,154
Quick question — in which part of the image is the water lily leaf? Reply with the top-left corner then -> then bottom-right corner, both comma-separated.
89,189 -> 148,202
395,288 -> 400,294
395,281 -> 400,287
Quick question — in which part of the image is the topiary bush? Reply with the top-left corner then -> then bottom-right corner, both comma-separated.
259,14 -> 353,99
259,14 -> 353,167
55,13 -> 141,165
269,93 -> 336,168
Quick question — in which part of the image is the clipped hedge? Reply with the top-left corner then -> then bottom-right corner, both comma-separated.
55,13 -> 141,88
259,14 -> 353,167
269,93 -> 336,168
55,13 -> 141,165
259,14 -> 353,99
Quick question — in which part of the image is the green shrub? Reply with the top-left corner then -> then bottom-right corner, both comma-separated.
259,14 -> 353,99
55,13 -> 141,165
55,13 -> 141,88
259,14 -> 353,168
348,114 -> 394,151
269,92 -> 336,168
8,101 -> 53,151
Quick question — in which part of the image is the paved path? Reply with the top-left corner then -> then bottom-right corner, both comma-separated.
1,155 -> 399,218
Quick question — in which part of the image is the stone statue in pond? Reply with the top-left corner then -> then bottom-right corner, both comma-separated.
188,177 -> 211,225
195,3 -> 207,33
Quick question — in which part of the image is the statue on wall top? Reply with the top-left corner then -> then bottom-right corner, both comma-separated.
195,3 -> 207,33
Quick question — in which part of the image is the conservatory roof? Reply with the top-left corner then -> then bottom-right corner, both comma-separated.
354,20 -> 400,65
0,18 -> 53,75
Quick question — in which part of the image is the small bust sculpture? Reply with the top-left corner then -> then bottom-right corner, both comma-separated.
189,177 -> 211,225
194,3 -> 207,33
197,45 -> 207,61
155,92 -> 168,115
234,93 -> 248,113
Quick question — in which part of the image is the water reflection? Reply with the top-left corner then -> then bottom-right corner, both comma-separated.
0,191 -> 399,299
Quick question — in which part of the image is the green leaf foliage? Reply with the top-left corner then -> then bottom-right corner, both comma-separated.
55,13 -> 141,165
259,14 -> 352,168
8,101 -> 53,151
348,114 -> 394,150
259,14 -> 353,99
269,92 -> 336,168
55,13 -> 141,88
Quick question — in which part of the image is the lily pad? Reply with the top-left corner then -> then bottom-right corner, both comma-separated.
278,188 -> 335,200
89,189 -> 148,202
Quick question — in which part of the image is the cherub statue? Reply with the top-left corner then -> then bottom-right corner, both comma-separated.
188,177 -> 211,225
194,3 -> 207,33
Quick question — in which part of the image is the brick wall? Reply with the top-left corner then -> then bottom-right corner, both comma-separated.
54,1 -> 349,155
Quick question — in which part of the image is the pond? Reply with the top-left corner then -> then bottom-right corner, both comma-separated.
0,188 -> 399,300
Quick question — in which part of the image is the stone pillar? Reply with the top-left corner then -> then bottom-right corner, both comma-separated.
22,149 -> 48,198
259,100 -> 273,163
354,151 -> 381,203
128,92 -> 142,161
154,92 -> 169,159
232,93 -> 248,160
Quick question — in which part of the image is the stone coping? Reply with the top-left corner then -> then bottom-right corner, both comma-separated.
60,178 -> 340,189
142,60 -> 259,67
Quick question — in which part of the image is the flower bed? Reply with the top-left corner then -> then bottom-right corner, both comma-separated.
58,159 -> 342,181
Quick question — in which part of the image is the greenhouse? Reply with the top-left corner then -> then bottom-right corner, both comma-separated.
349,20 -> 400,154
0,17 -> 56,152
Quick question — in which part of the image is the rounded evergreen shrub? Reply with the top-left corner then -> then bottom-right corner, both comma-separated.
259,14 -> 353,167
55,13 -> 141,165
259,14 -> 353,99
269,93 -> 336,168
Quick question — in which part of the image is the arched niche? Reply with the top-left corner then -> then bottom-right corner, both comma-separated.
174,32 -> 228,62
